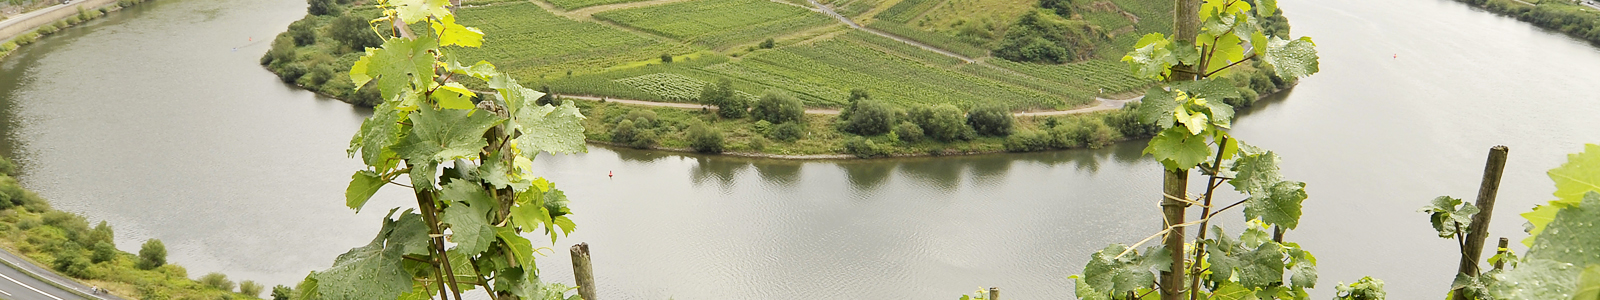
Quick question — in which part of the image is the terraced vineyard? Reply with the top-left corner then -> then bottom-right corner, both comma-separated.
452,2 -> 692,78
593,0 -> 834,48
545,0 -> 653,10
987,59 -> 1149,94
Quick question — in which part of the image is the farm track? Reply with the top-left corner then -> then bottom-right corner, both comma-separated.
805,0 -> 975,63
556,93 -> 1141,116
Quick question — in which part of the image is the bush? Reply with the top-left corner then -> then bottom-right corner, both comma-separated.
751,91 -> 804,124
201,272 -> 235,291
42,210 -> 89,241
699,79 -> 747,118
263,36 -> 297,67
287,20 -> 316,46
271,285 -> 292,300
760,38 -> 776,49
15,32 -> 39,45
307,0 -> 340,16
842,100 -> 895,136
611,120 -> 656,149
686,123 -> 724,154
138,238 -> 166,270
0,155 -> 14,176
844,137 -> 889,158
966,104 -> 1014,136
893,121 -> 924,143
1005,129 -> 1053,152
0,42 -> 15,52
1102,106 -> 1159,138
838,88 -> 871,121
36,25 -> 58,35
329,13 -> 382,52
1056,118 -> 1119,149
660,53 -> 673,63
54,249 -> 92,279
994,10 -> 1096,63
909,104 -> 970,142
623,110 -> 657,128
768,122 -> 804,142
276,63 -> 309,83
240,281 -> 264,297
91,241 -> 116,263
748,136 -> 769,151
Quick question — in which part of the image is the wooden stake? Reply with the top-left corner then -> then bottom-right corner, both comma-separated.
1493,237 -> 1509,271
1452,146 -> 1508,300
987,287 -> 999,300
1161,169 -> 1188,300
571,243 -> 597,300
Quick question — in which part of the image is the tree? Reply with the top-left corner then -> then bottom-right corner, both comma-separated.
751,90 -> 805,124
287,19 -> 317,46
838,88 -> 870,121
201,272 -> 235,291
908,104 -> 968,142
700,79 -> 746,118
239,281 -> 264,298
90,241 -> 115,263
769,122 -> 804,142
842,100 -> 895,136
1039,0 -> 1075,16
995,10 -> 1095,64
306,0 -> 340,16
328,2 -> 587,299
270,285 -> 292,300
328,13 -> 382,52
966,104 -> 1013,137
137,238 -> 165,270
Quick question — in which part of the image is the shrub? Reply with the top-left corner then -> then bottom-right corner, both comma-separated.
623,110 -> 657,128
201,272 -> 235,291
307,0 -> 340,16
15,32 -> 39,45
686,123 -> 724,154
0,155 -> 14,176
1102,105 -> 1159,138
838,88 -> 871,120
760,38 -> 776,49
909,104 -> 969,142
748,136 -> 768,151
91,241 -> 116,263
263,36 -> 297,66
751,91 -> 804,124
36,25 -> 58,35
329,13 -> 382,52
844,137 -> 889,158
271,285 -> 292,300
629,130 -> 657,149
240,281 -> 264,298
699,79 -> 746,118
42,210 -> 89,241
0,42 -> 15,52
769,122 -> 804,142
752,119 -> 773,134
138,238 -> 166,270
54,249 -> 92,278
1005,129 -> 1053,152
893,121 -> 924,143
276,63 -> 309,83
1055,118 -> 1119,149
287,20 -> 316,46
611,119 -> 638,143
842,100 -> 895,136
660,53 -> 673,63
995,10 -> 1096,63
966,104 -> 1014,136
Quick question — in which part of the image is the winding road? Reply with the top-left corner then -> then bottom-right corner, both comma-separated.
556,93 -> 1142,116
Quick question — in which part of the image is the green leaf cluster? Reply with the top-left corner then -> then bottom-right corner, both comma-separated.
317,0 -> 589,299
1201,224 -> 1317,299
1478,144 -> 1600,300
1071,244 -> 1172,300
1418,196 -> 1478,238
1121,0 -> 1317,82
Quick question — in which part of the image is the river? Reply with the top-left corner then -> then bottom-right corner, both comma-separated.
2,0 -> 1599,299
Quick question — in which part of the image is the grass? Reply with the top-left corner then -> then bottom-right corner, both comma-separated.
840,30 -> 965,67
864,20 -> 989,57
453,2 -> 694,79
593,0 -> 834,49
876,0 -> 940,23
987,59 -> 1151,95
544,0 -> 653,10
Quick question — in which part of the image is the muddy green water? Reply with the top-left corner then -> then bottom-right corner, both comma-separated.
2,0 -> 1599,298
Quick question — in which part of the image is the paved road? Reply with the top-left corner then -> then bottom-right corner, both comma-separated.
557,93 -> 1141,116
0,1 -> 74,32
0,248 -> 121,300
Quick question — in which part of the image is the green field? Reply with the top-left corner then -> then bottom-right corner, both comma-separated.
545,0 -> 653,10
452,2 -> 693,78
593,0 -> 834,49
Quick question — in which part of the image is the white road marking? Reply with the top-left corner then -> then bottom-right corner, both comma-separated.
0,287 -> 13,296
0,272 -> 64,300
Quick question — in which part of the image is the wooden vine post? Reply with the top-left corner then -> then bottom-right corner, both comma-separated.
572,243 -> 597,300
1161,1 -> 1201,299
1452,146 -> 1508,300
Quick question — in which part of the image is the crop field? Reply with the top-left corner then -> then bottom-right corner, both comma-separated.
612,73 -> 709,102
452,2 -> 693,79
876,0 -> 939,23
829,0 -> 884,16
839,30 -> 964,67
593,0 -> 834,48
544,0 -> 653,10
708,38 -> 1067,109
914,0 -> 1034,32
1106,0 -> 1173,38
865,21 -> 988,58
987,59 -> 1151,94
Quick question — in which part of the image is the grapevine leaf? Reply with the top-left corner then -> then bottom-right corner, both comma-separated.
354,101 -> 405,168
552,216 -> 575,243
1290,264 -> 1317,290
345,170 -> 384,212
1452,273 -> 1491,300
408,160 -> 438,190
388,209 -> 432,256
1201,0 -> 1250,16
393,106 -> 504,164
1145,127 -> 1211,171
1245,181 -> 1306,230
511,100 -> 587,157
1489,258 -> 1582,300
361,36 -> 439,102
1171,41 -> 1201,66
350,53 -> 373,90
1209,282 -> 1259,300
1206,34 -> 1246,78
510,188 -> 551,232
1576,265 -> 1600,300
1175,103 -> 1209,135
1071,275 -> 1110,300
543,187 -> 571,217
1263,37 -> 1319,79
495,227 -> 535,268
1080,244 -> 1167,296
1255,0 -> 1277,16
441,199 -> 494,255
390,0 -> 452,24
1171,79 -> 1241,101
1237,242 -> 1286,288
1230,12 -> 1257,43
1548,144 -> 1600,206
292,272 -> 319,300
1525,192 -> 1600,267
1250,31 -> 1268,56
1231,151 -> 1283,194
432,15 -> 484,48
312,209 -> 412,300
1207,100 -> 1235,129
435,82 -> 476,110
1137,87 -> 1179,129
479,157 -> 530,191
1421,196 -> 1476,238
441,180 -> 495,210
1123,33 -> 1176,79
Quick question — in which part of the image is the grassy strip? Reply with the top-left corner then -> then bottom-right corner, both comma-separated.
544,0 -> 651,10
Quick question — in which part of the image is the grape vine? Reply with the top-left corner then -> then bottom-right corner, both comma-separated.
1067,0 -> 1345,299
294,1 -> 588,300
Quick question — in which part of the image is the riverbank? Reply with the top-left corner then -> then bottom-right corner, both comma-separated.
0,156 -> 266,299
1451,0 -> 1600,44
0,0 -> 148,60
